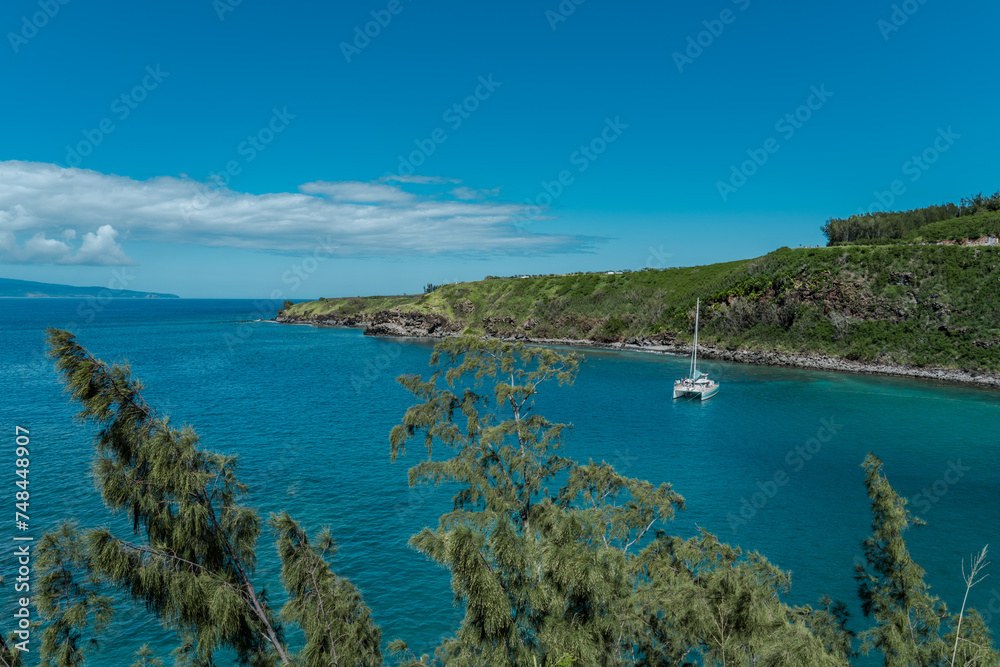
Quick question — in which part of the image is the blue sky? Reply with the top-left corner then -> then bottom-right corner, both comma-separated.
1,0 -> 997,298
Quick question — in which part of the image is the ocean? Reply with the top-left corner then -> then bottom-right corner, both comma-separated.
2,298 -> 998,665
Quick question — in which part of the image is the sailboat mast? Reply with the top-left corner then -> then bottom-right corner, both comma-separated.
691,298 -> 700,377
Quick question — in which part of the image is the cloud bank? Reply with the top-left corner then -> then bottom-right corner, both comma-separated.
0,161 -> 594,265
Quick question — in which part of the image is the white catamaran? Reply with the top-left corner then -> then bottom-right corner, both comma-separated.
673,297 -> 720,400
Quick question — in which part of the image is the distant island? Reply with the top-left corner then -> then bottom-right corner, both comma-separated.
0,277 -> 179,299
275,195 -> 1000,386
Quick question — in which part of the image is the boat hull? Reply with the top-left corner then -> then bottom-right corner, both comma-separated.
673,384 -> 720,400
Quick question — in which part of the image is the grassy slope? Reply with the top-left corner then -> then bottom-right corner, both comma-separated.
286,258 -> 752,337
285,214 -> 1000,372
906,210 -> 1000,243
829,210 -> 1000,246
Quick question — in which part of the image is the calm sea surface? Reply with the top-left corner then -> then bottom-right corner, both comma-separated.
2,298 -> 998,665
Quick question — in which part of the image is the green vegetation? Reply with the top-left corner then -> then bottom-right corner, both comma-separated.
28,333 -> 999,666
822,203 -> 960,245
821,189 -> 1000,245
283,220 -> 1000,371
0,277 -> 178,299
284,258 -> 751,339
387,337 -> 850,666
856,454 -> 997,666
905,211 -> 1000,244
36,329 -> 381,667
702,243 -> 1000,370
288,294 -> 416,319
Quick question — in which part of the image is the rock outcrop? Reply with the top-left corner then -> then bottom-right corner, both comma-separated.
276,309 -> 461,338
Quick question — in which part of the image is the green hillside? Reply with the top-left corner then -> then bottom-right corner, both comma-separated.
821,188 -> 1000,244
0,277 -> 179,298
904,210 -> 1000,243
281,212 -> 1000,372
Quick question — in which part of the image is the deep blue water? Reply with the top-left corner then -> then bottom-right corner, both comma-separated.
2,298 -> 998,665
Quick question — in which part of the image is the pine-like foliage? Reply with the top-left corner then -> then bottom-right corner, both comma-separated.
42,329 -> 381,666
270,512 -> 382,666
856,454 -> 999,666
0,583 -> 24,667
389,336 -> 848,665
35,522 -> 113,666
856,453 -> 946,664
0,640 -> 21,667
638,531 -> 849,666
129,645 -> 165,667
34,330 -> 1000,666
944,610 -> 1000,667
46,328 -> 285,664
796,596 -> 856,662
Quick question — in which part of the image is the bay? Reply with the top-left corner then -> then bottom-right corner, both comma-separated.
2,298 -> 998,664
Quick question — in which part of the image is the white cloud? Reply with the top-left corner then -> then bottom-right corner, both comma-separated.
452,186 -> 502,201
0,161 -> 595,263
1,224 -> 135,265
379,174 -> 462,185
299,180 -> 414,204
74,225 -> 135,265
21,233 -> 72,262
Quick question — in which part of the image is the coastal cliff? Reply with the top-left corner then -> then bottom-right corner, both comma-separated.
274,308 -> 1000,387
276,308 -> 460,337
275,211 -> 1000,387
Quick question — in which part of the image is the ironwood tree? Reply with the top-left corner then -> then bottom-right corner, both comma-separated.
387,336 -> 852,665
21,330 -> 1000,666
37,328 -> 381,667
855,454 -> 998,667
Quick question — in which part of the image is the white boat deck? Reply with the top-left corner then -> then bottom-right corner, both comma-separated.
673,299 -> 720,400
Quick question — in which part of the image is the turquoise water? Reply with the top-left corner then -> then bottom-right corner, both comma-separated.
2,298 -> 998,664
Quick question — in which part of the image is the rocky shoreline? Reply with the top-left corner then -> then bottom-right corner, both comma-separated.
273,311 -> 1000,389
